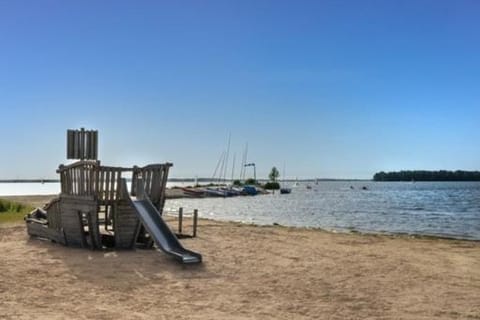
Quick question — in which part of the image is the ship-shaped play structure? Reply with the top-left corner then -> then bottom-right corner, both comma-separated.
25,128 -> 202,264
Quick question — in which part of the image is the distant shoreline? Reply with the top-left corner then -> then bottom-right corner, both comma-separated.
0,178 -> 372,183
4,179 -> 480,183
374,170 -> 480,182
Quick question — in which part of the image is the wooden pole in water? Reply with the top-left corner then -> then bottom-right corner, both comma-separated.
178,207 -> 183,234
193,209 -> 198,237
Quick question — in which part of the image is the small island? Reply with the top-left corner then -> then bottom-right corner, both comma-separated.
373,170 -> 480,181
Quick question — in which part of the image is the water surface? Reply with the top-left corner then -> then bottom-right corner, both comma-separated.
166,181 -> 480,240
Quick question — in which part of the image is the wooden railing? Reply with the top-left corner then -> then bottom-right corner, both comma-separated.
58,161 -> 130,205
131,163 -> 172,213
57,161 -> 172,207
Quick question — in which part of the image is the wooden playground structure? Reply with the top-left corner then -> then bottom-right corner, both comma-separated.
25,129 -> 202,264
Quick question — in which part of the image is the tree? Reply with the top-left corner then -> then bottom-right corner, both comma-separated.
372,170 -> 480,181
264,181 -> 280,190
269,166 -> 280,182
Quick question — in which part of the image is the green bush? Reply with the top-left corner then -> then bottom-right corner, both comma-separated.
0,199 -> 33,224
244,178 -> 257,185
264,182 -> 280,190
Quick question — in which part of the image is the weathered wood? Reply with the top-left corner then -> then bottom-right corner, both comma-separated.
57,161 -> 131,206
67,128 -> 99,160
48,153 -> 175,251
26,222 -> 65,244
74,130 -> 81,160
86,211 -> 101,249
67,130 -> 74,159
45,197 -> 62,230
132,163 -> 172,213
93,131 -> 98,159
59,195 -> 96,248
193,209 -> 198,237
114,200 -> 140,249
178,207 -> 183,234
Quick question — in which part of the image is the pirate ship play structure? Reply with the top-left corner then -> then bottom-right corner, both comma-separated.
25,128 -> 202,264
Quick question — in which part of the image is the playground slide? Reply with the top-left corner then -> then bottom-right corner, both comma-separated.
129,198 -> 202,264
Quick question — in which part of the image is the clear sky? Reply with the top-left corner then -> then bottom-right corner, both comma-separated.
0,0 -> 479,179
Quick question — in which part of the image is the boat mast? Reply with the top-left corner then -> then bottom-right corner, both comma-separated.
212,150 -> 225,182
241,142 -> 248,181
223,133 -> 231,184
231,153 -> 236,183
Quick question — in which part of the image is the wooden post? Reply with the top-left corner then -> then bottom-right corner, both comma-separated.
193,209 -> 198,237
80,128 -> 85,160
178,207 -> 183,234
67,130 -> 74,159
93,130 -> 98,160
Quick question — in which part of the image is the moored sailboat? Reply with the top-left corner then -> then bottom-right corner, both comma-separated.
280,163 -> 291,194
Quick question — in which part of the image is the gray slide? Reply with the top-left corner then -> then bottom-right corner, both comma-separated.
125,179 -> 202,264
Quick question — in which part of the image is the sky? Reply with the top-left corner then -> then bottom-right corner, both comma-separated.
0,0 -> 479,179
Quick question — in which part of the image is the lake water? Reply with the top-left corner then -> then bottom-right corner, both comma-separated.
1,181 -> 479,240
166,181 -> 480,240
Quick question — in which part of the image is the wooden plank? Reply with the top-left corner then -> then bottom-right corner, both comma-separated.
158,166 -> 170,214
79,166 -> 84,196
131,170 -> 138,196
66,170 -> 71,194
87,211 -> 101,249
80,128 -> 85,160
67,130 -> 74,159
110,170 -> 117,202
46,198 -> 61,230
26,222 -> 66,244
93,167 -> 100,197
104,169 -> 110,202
100,168 -> 106,201
71,167 -> 75,195
93,131 -> 98,160
90,131 -> 97,160
87,131 -> 92,160
87,163 -> 93,195
78,211 -> 88,248
113,200 -> 140,249
154,169 -> 162,201
145,169 -> 152,196
60,196 -> 96,248
73,131 -> 79,159
86,131 -> 91,160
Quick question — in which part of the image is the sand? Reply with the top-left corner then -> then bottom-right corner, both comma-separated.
0,196 -> 479,319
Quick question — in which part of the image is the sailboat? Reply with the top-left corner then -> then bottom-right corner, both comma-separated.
292,177 -> 299,187
280,163 -> 291,194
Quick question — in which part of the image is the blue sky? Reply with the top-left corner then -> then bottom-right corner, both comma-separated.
0,0 -> 479,179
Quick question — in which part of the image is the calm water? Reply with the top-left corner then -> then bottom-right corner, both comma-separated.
166,181 -> 480,240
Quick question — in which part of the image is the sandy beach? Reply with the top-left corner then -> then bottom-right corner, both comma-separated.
0,195 -> 479,320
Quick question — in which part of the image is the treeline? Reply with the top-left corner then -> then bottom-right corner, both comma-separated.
373,170 -> 480,181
